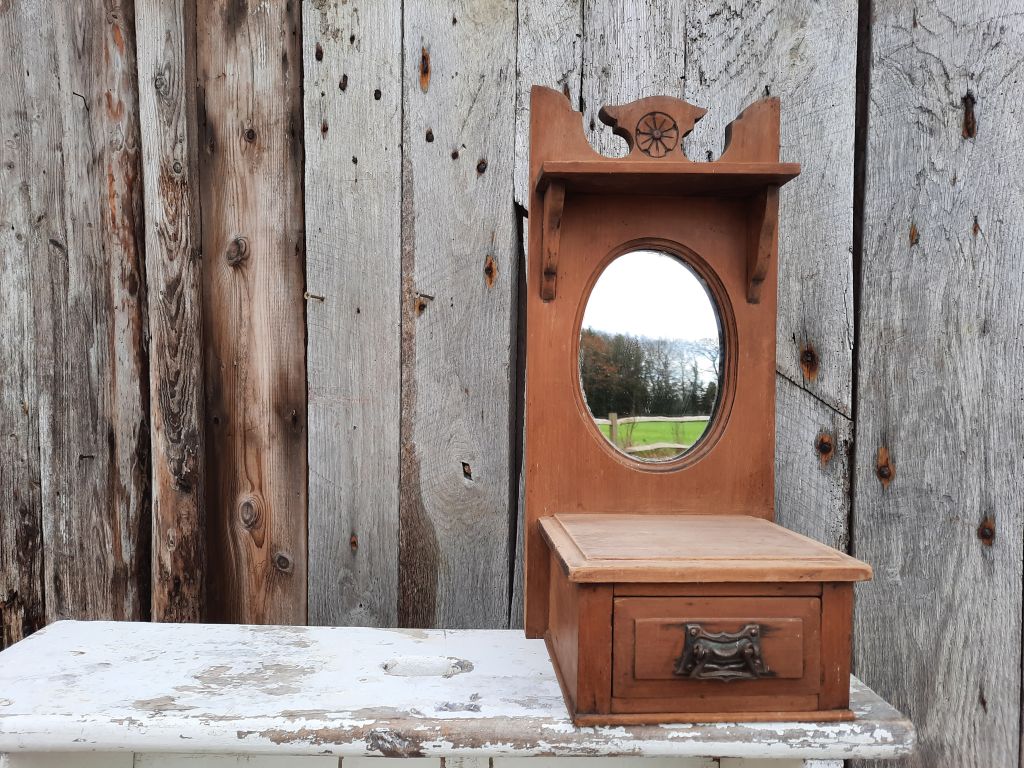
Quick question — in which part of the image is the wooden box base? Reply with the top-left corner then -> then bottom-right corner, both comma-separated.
535,514 -> 870,725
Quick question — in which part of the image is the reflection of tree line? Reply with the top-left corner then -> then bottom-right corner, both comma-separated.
580,328 -> 720,420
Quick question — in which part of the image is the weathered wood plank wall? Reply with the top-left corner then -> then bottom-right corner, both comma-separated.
303,0 -> 403,628
2,1 -> 1023,765
0,2 -> 46,645
135,0 -> 206,622
1,0 -> 150,633
397,0 -> 519,629
197,0 -> 308,624
852,3 -> 1024,767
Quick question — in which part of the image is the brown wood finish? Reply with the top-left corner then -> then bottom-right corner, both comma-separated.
136,0 -> 206,623
614,583 -> 823,597
197,0 -> 307,624
524,86 -> 870,725
524,86 -> 800,637
613,596 -> 821,700
545,550 -> 613,714
577,705 -> 853,726
541,514 -> 872,584
820,582 -> 854,710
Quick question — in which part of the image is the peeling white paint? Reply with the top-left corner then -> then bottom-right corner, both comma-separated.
0,622 -> 914,760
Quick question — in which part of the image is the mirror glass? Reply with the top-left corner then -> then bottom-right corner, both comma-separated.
579,249 -> 722,462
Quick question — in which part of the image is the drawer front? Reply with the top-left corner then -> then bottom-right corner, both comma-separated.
613,596 -> 821,701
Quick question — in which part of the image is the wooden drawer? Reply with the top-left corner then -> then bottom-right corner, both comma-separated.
612,596 -> 821,712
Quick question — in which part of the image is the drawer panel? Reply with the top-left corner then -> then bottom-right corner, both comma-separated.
613,596 -> 821,700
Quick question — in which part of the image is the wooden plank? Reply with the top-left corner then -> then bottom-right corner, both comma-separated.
135,0 -> 206,622
0,2 -> 45,647
775,376 -> 852,550
819,583 -> 853,710
8,0 -> 150,624
579,0 -> 686,159
399,0 -> 518,628
303,0 -> 402,627
852,4 -> 1024,767
684,1 -> 858,419
513,0 -> 584,207
197,0 -> 307,623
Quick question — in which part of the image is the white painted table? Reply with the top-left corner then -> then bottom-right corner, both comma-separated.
0,621 -> 913,767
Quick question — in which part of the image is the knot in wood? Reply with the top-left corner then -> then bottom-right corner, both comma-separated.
977,517 -> 995,546
273,551 -> 294,573
239,497 -> 260,529
153,72 -> 169,97
799,345 -> 820,380
226,237 -> 248,267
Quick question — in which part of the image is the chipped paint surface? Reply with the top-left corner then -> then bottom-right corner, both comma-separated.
0,622 -> 914,759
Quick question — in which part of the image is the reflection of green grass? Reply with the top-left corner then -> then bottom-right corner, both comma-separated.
598,419 -> 709,456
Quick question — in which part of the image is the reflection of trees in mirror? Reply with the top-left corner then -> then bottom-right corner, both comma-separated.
580,328 -> 720,460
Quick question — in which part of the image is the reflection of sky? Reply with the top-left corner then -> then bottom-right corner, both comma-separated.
582,250 -> 719,341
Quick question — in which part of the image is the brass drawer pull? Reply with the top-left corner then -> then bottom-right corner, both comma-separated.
674,623 -> 771,681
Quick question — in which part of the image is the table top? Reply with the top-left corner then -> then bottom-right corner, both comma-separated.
0,621 -> 914,760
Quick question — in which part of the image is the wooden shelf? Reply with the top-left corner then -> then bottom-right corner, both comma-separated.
537,160 -> 800,197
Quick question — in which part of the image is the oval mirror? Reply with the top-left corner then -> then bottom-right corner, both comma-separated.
579,249 -> 723,462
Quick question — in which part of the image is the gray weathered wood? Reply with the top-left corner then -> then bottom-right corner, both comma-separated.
304,0 -> 402,627
513,0 -> 583,207
197,0 -> 307,624
684,1 -> 857,544
400,0 -> 518,628
685,0 -> 857,420
4,0 -> 150,625
580,0 -> 686,159
135,0 -> 206,622
852,4 -> 1024,767
0,3 -> 45,647
775,376 -> 851,551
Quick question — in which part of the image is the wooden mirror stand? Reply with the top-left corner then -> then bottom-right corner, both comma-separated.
523,86 -> 871,725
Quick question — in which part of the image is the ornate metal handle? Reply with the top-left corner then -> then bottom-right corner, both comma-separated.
673,623 -> 771,681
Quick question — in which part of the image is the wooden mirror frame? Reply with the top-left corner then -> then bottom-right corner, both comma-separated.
523,86 -> 801,637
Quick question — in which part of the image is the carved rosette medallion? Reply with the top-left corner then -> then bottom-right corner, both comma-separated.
635,112 -> 679,157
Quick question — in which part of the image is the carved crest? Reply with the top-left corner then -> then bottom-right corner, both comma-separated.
599,95 -> 707,160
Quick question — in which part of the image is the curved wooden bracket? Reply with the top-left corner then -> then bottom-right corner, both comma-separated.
540,180 -> 565,301
747,185 -> 779,304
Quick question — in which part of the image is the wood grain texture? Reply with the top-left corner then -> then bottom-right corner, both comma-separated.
852,4 -> 1024,767
3,0 -> 151,626
197,0 -> 307,624
684,0 -> 858,418
0,2 -> 45,647
303,0 -> 402,628
135,0 -> 206,622
399,0 -> 518,628
579,0 -> 685,159
775,375 -> 852,551
513,0 -> 583,207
